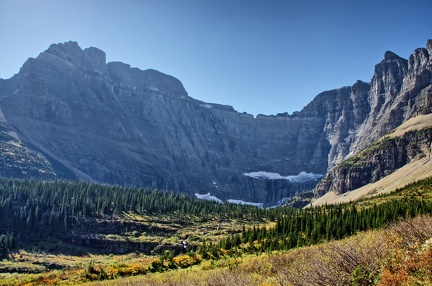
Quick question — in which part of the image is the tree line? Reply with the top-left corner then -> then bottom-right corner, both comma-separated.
0,176 -> 431,258
0,177 -> 284,249
200,181 -> 432,258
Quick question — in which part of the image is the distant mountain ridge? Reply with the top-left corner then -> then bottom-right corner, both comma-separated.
0,40 -> 430,205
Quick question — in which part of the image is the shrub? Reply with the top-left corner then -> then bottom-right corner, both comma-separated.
351,264 -> 375,286
172,254 -> 202,268
379,215 -> 432,285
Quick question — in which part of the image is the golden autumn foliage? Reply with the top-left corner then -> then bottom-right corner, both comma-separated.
85,215 -> 432,286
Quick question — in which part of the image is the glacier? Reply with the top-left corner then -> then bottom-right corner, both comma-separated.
227,199 -> 264,208
194,192 -> 223,203
243,171 -> 323,183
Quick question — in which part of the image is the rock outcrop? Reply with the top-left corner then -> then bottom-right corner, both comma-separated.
314,128 -> 432,197
312,40 -> 432,197
0,107 -> 61,179
0,40 -> 431,204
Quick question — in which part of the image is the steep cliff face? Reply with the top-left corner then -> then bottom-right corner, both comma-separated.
302,81 -> 371,170
0,40 -> 431,204
314,127 -> 432,196
0,42 -> 327,206
325,44 -> 431,169
349,47 -> 431,155
311,40 -> 432,197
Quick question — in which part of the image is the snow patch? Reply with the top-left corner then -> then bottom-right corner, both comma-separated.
243,171 -> 323,183
227,199 -> 264,208
195,192 -> 223,204
243,171 -> 285,180
149,86 -> 159,92
200,103 -> 213,109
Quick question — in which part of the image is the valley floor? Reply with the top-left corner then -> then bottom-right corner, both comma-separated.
1,215 -> 431,286
85,215 -> 432,286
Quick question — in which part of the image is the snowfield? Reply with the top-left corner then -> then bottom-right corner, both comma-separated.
194,193 -> 264,208
243,171 -> 323,182
194,192 -> 223,203
227,199 -> 264,208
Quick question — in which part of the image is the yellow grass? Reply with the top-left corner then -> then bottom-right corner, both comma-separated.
2,215 -> 432,285
83,215 -> 432,286
385,113 -> 432,139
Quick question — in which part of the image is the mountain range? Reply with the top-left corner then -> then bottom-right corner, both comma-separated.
0,40 -> 431,206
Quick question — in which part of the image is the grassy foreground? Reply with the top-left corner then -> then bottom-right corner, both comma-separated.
84,215 -> 432,286
0,214 -> 431,285
1,176 -> 432,285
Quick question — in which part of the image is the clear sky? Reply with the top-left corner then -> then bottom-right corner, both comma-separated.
0,0 -> 431,115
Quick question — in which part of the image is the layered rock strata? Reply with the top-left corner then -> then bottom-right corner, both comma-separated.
0,40 -> 430,204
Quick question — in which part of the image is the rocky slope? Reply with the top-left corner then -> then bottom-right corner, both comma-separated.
312,114 -> 432,205
314,119 -> 432,197
0,40 -> 431,205
0,108 -> 62,179
311,40 -> 432,197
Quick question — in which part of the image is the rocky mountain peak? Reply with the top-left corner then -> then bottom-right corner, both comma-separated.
47,41 -> 81,54
83,47 -> 107,74
384,50 -> 402,61
372,50 -> 407,95
44,41 -> 86,68
312,40 -> 432,200
30,41 -> 108,77
427,39 -> 432,54
106,62 -> 188,98
0,40 -> 431,206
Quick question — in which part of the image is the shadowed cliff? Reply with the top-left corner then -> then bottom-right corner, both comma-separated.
0,40 -> 430,205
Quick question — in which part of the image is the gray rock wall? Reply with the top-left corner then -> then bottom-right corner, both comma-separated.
0,40 -> 431,203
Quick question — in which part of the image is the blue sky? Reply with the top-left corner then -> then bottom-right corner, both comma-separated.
1,0 -> 431,115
